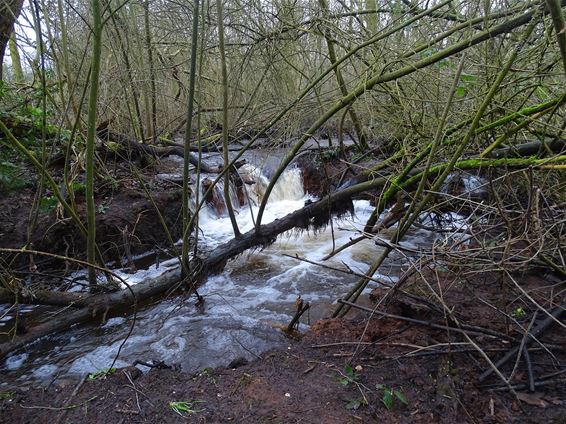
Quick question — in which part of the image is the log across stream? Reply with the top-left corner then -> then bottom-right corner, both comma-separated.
0,152 -> 461,383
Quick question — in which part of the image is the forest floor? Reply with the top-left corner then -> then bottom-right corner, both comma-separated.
1,270 -> 565,423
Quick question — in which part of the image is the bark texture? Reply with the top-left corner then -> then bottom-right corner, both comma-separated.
0,0 -> 24,81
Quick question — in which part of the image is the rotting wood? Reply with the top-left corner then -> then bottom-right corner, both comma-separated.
96,127 -> 246,174
0,288 -> 91,307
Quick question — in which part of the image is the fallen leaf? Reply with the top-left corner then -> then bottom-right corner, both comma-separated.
545,396 -> 563,406
345,399 -> 361,410
516,392 -> 549,408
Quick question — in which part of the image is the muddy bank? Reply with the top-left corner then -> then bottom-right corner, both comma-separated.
0,163 -> 184,270
1,320 -> 562,423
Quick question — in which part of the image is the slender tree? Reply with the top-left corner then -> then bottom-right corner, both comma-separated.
181,0 -> 201,272
216,0 -> 240,237
85,0 -> 104,288
0,0 -> 24,81
7,32 -> 24,84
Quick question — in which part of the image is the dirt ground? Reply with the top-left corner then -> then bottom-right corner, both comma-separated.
1,270 -> 565,423
0,157 -> 186,272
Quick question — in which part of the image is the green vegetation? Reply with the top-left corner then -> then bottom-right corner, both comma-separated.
345,397 -> 366,411
337,364 -> 360,386
0,391 -> 14,400
196,368 -> 217,385
87,367 -> 116,380
0,160 -> 27,193
168,400 -> 205,416
375,384 -> 408,410
512,306 -> 527,318
38,195 -> 58,213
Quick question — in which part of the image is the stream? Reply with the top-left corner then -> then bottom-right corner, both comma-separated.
0,151 -> 453,386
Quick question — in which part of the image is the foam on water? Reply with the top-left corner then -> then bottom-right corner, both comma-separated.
5,353 -> 28,370
197,165 -> 309,248
1,164 -> 440,383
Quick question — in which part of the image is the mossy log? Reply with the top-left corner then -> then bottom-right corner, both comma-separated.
489,138 -> 566,158
96,127 -> 223,173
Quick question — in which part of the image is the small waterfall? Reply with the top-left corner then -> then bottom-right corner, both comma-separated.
265,167 -> 305,202
197,164 -> 305,219
198,177 -> 244,218
195,165 -> 308,246
240,164 -> 305,205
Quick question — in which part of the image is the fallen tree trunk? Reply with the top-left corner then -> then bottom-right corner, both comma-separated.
97,127 -> 221,173
0,264 -> 183,358
96,127 -> 246,173
159,134 -> 245,153
0,288 -> 92,307
0,112 -> 59,139
489,138 -> 566,158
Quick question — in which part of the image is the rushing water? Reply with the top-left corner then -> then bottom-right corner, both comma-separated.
0,155 -> 440,386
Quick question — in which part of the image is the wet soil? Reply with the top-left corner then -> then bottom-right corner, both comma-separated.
0,159 -> 184,271
1,270 -> 564,423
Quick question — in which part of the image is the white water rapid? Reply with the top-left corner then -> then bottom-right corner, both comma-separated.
0,159 -> 439,384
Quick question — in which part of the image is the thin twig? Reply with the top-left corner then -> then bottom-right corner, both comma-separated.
20,396 -> 98,410
337,299 -> 512,340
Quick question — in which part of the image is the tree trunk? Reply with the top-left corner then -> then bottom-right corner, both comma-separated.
96,127 -> 244,174
489,138 -> 566,158
0,0 -> 24,81
7,32 -> 23,83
